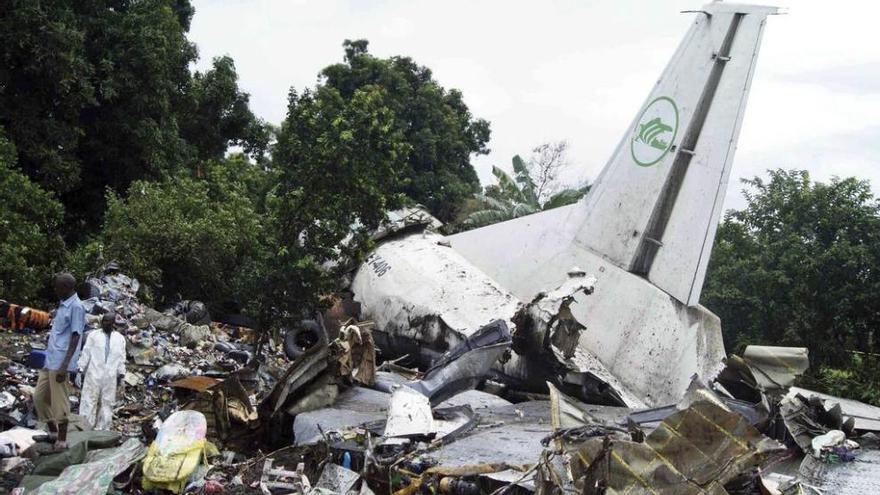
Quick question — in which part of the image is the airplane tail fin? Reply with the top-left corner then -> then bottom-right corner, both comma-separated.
574,2 -> 778,306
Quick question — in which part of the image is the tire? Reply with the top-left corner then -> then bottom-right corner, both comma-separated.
283,319 -> 327,359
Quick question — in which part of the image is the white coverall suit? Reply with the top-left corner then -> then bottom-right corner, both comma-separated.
77,329 -> 126,430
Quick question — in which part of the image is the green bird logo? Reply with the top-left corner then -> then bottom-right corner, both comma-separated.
636,117 -> 673,151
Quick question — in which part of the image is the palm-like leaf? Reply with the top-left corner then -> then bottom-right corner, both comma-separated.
512,155 -> 538,206
491,166 -> 527,204
542,188 -> 586,210
472,193 -> 514,213
511,202 -> 539,217
462,209 -> 514,228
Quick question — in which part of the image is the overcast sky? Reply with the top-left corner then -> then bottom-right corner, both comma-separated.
189,0 -> 879,210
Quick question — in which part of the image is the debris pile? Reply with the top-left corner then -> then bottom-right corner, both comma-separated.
3,261 -> 880,494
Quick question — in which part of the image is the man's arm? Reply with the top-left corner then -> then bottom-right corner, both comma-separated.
116,335 -> 126,377
77,332 -> 91,372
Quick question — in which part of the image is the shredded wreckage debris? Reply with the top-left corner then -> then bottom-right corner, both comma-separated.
2,261 -> 880,495
3,3 -> 880,494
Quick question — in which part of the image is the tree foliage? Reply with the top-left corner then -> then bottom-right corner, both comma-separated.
0,1 -> 266,237
181,56 -> 271,164
703,169 -> 880,402
244,84 -> 409,328
320,39 -> 490,221
457,146 -> 589,231
75,155 -> 269,308
0,130 -> 65,305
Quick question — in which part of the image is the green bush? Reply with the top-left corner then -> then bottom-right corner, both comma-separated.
81,156 -> 268,308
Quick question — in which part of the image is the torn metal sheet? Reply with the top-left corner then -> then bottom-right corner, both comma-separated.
285,374 -> 339,416
715,354 -> 762,403
402,402 -> 553,491
431,406 -> 478,441
384,386 -> 433,437
294,387 -> 390,446
331,323 -> 377,386
372,206 -> 443,242
405,320 -> 511,406
182,374 -> 258,443
580,401 -> 784,494
436,389 -> 512,411
265,344 -> 329,416
628,377 -> 769,432
788,387 -> 880,432
511,275 -> 643,408
315,463 -> 361,494
779,395 -> 837,454
555,347 -> 644,408
548,382 -> 628,432
512,274 -> 596,360
545,385 -> 783,494
742,346 -> 809,391
406,422 -> 546,491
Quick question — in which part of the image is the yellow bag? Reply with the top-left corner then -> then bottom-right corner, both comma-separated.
141,411 -> 218,494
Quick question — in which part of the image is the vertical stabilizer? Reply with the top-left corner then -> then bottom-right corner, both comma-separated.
574,3 -> 777,306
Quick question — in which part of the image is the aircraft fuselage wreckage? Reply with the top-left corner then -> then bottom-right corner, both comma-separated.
352,2 -> 779,409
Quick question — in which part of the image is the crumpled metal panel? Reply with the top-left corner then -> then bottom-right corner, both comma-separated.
787,387 -> 880,433
742,346 -> 809,391
405,320 -> 512,406
384,386 -> 434,437
315,463 -> 361,494
580,401 -> 784,493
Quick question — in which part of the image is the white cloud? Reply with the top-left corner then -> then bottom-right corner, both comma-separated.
190,0 -> 880,211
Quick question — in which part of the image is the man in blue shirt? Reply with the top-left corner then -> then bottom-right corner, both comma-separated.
34,273 -> 84,450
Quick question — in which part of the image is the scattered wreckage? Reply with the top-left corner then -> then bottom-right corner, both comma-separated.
3,266 -> 880,495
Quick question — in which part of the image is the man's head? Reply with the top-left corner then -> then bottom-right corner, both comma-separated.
101,312 -> 116,333
53,273 -> 77,300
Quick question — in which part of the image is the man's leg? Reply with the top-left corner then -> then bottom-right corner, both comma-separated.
79,372 -> 98,430
34,370 -> 58,436
96,374 -> 116,430
49,370 -> 71,449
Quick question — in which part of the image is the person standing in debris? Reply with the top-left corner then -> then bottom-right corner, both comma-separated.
34,273 -> 84,450
78,312 -> 126,430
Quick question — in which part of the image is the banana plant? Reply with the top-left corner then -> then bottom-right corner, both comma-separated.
461,156 -> 589,230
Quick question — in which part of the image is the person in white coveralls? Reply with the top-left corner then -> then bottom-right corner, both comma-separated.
77,311 -> 126,430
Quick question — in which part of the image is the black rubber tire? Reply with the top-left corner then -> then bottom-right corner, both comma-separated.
283,319 -> 327,359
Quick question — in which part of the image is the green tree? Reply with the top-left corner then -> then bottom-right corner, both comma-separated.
703,169 -> 880,402
320,39 -> 490,221
0,131 -> 65,305
0,1 -> 266,237
243,83 -> 409,332
66,0 -> 199,234
76,155 -> 269,308
0,1 -> 95,193
181,56 -> 271,164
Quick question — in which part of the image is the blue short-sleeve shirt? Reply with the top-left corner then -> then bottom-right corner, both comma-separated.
45,293 -> 85,371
